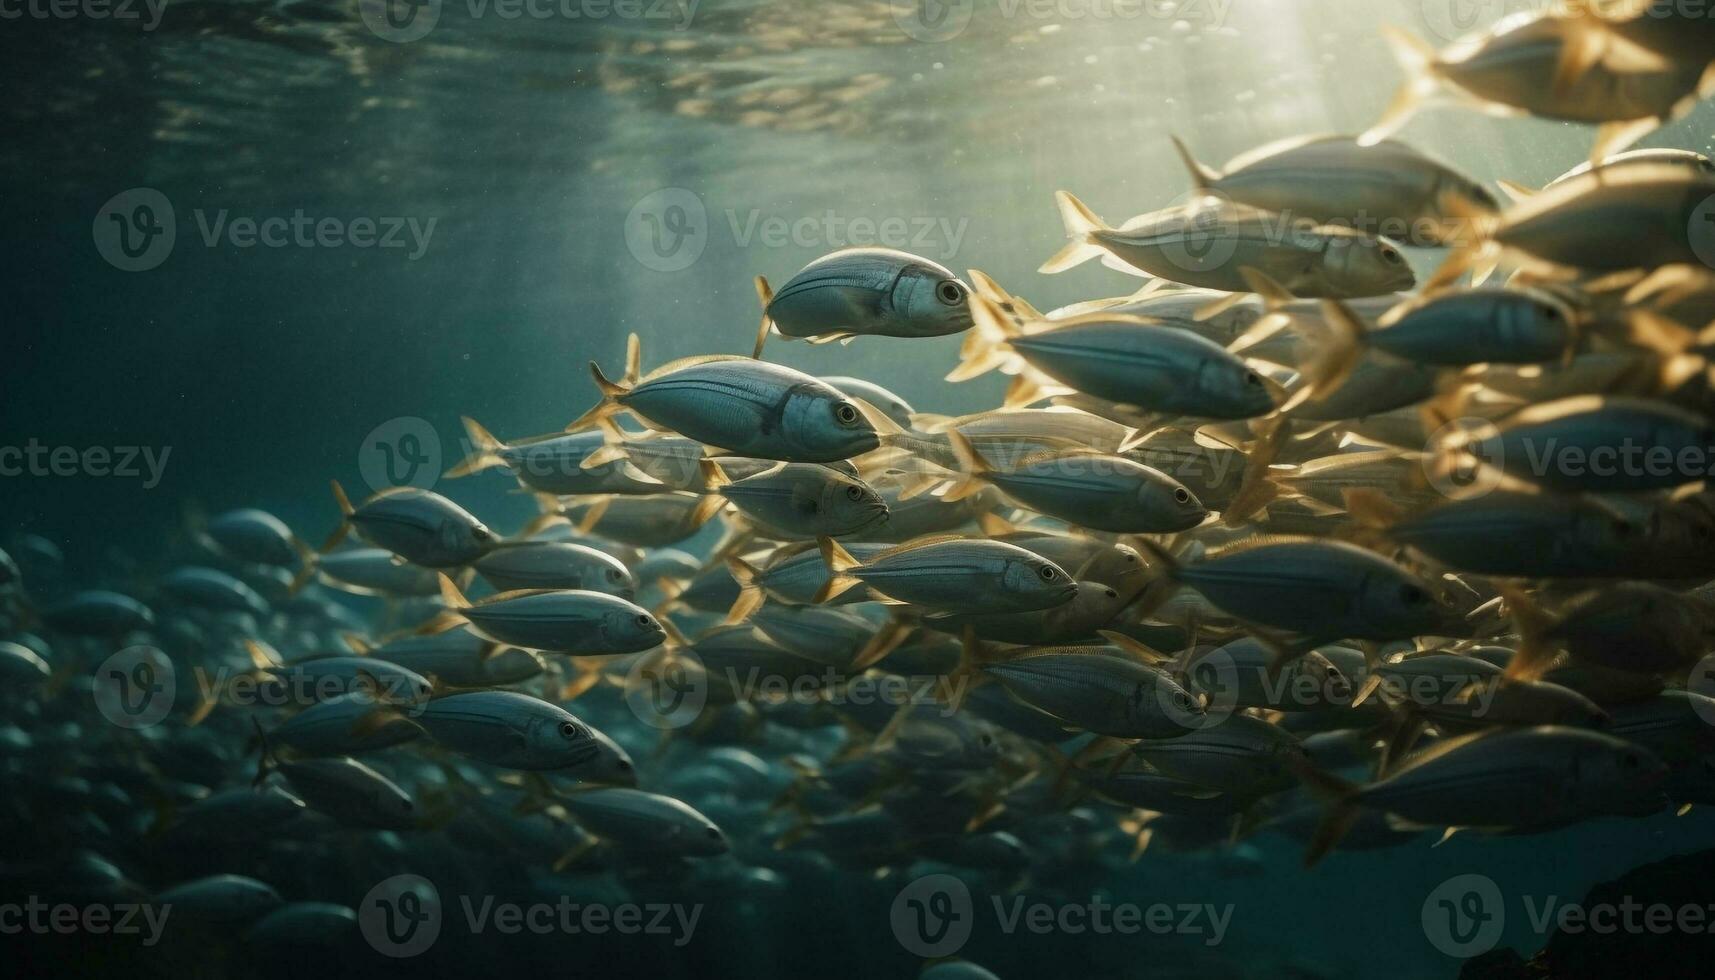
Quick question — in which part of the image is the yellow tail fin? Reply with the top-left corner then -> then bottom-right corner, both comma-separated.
1039,190 -> 1110,275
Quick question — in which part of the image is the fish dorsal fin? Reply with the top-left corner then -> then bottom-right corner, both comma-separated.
1384,728 -> 1495,779
1009,446 -> 1125,470
868,533 -> 972,563
1196,533 -> 1331,562
1291,449 -> 1409,477
640,354 -> 752,383
1221,133 -> 1345,175
1047,311 -> 1171,331
471,588 -> 569,606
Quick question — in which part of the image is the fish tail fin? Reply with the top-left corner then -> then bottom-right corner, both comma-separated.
946,293 -> 1019,383
753,275 -> 776,359
852,617 -> 914,671
1494,179 -> 1537,205
723,556 -> 766,625
968,267 -> 1043,321
1342,487 -> 1405,531
812,536 -> 863,604
1169,135 -> 1220,193
287,554 -> 320,596
624,332 -> 642,386
1496,585 -> 1556,682
446,417 -> 508,478
1362,26 -> 1441,146
944,625 -> 989,712
437,573 -> 471,611
317,480 -> 354,554
1279,300 -> 1368,414
687,493 -> 727,533
567,356 -> 632,433
1288,755 -> 1364,867
1039,190 -> 1110,274
579,420 -> 632,471
942,428 -> 993,502
1221,418 -> 1290,525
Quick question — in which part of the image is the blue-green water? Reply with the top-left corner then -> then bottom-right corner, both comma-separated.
5,2 -> 1715,978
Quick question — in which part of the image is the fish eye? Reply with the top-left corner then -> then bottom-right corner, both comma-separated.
607,568 -> 624,581
636,613 -> 655,628
705,827 -> 722,840
935,280 -> 965,306
1039,566 -> 1058,581
978,733 -> 994,747
1124,553 -> 1136,562
557,721 -> 581,740
845,485 -> 864,502
1541,305 -> 1561,321
1105,588 -> 1118,598
1245,371 -> 1263,387
1381,248 -> 1403,265
617,759 -> 633,771
1399,584 -> 1428,604
833,403 -> 861,426
1174,488 -> 1191,504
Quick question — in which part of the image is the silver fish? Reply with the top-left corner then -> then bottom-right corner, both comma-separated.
474,541 -> 635,596
710,461 -> 888,539
1041,191 -> 1416,298
570,335 -> 881,464
1170,134 -> 1498,247
754,247 -> 972,354
415,690 -> 613,773
817,536 -> 1076,614
434,577 -> 665,656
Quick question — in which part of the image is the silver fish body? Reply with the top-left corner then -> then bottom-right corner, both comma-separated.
456,589 -> 665,655
474,541 -> 635,596
767,248 -> 972,341
617,357 -> 880,463
983,649 -> 1203,738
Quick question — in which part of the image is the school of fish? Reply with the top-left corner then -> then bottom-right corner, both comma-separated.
9,4 -> 1715,975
